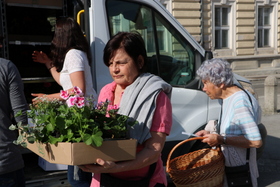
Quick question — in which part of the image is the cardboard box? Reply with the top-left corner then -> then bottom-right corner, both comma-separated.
38,157 -> 68,171
27,139 -> 137,165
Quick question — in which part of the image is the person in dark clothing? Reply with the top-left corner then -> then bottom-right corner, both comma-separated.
0,54 -> 28,186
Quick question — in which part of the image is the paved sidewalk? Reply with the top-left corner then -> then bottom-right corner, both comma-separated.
257,113 -> 280,187
256,91 -> 280,187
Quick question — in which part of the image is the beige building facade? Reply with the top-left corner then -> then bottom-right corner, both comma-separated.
159,0 -> 280,77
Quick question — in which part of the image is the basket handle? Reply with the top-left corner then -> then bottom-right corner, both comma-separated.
166,137 -> 205,173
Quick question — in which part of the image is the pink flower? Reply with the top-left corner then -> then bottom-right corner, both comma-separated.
60,90 -> 70,100
66,96 -> 85,108
60,86 -> 86,108
66,96 -> 78,107
76,97 -> 85,108
107,105 -> 119,111
73,86 -> 84,97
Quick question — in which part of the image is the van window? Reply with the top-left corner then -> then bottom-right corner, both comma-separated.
106,0 -> 195,86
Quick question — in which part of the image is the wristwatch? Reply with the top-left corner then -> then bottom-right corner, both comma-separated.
222,135 -> 227,145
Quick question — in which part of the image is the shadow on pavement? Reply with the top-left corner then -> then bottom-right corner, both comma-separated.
257,135 -> 280,187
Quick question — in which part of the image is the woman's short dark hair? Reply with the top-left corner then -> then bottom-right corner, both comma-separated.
103,31 -> 148,73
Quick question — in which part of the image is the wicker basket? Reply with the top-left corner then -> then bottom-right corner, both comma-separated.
166,137 -> 225,187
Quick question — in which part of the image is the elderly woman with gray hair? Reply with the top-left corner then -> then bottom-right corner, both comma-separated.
195,58 -> 262,187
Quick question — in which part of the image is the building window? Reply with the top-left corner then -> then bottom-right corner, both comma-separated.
258,7 -> 271,47
215,7 -> 229,49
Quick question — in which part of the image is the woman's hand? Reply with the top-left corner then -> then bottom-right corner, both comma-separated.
195,130 -> 210,137
196,130 -> 223,147
201,133 -> 222,147
32,51 -> 51,65
31,93 -> 61,105
79,159 -> 116,173
79,131 -> 166,174
31,93 -> 47,105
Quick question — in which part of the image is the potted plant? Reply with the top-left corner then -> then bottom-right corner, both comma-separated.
10,86 -> 137,165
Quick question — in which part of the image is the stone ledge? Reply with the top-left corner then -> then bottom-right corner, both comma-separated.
233,67 -> 280,79
231,60 -> 259,70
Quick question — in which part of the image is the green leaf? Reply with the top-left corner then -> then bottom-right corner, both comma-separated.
20,142 -> 27,148
27,136 -> 35,144
82,133 -> 92,145
15,110 -> 23,117
46,123 -> 55,132
15,134 -> 24,144
11,97 -> 136,147
73,137 -> 82,142
9,124 -> 17,130
49,135 -> 64,144
83,131 -> 103,147
91,134 -> 103,147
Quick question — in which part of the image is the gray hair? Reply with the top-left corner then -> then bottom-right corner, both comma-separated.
196,58 -> 233,86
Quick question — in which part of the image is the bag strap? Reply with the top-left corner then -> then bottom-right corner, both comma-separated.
246,147 -> 250,164
216,100 -> 223,134
238,86 -> 253,106
239,87 -> 252,164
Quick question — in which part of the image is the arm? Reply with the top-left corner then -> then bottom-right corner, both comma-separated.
80,91 -> 171,173
31,79 -> 85,105
31,71 -> 85,104
69,71 -> 86,94
32,50 -> 87,104
222,135 -> 262,148
200,133 -> 262,148
48,66 -> 60,85
31,93 -> 62,105
8,61 -> 28,124
63,49 -> 87,93
32,51 -> 61,84
79,131 -> 166,173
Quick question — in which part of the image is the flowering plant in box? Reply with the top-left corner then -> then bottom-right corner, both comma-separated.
10,86 -> 136,147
